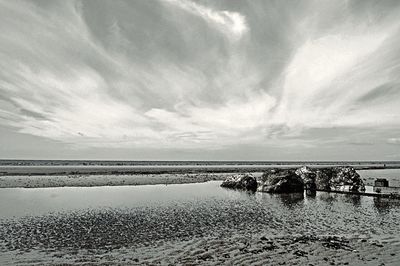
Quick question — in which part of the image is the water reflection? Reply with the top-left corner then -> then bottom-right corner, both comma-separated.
317,192 -> 338,203
1,181 -> 400,254
373,197 -> 400,214
275,192 -> 304,208
343,195 -> 362,207
305,189 -> 316,197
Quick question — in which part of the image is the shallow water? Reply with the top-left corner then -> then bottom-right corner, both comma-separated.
1,181 -> 400,239
359,169 -> 400,186
1,177 -> 400,264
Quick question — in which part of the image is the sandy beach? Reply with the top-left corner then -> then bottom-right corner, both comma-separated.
0,165 -> 399,265
0,173 -> 231,188
2,232 -> 398,265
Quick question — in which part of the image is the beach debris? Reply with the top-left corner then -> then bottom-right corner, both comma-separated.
220,174 -> 258,191
373,178 -> 400,196
257,169 -> 304,193
262,242 -> 277,251
289,235 -> 353,251
293,249 -> 307,256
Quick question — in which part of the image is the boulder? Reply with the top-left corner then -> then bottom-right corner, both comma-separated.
314,166 -> 365,192
295,166 -> 316,188
258,169 -> 304,193
330,166 -> 365,192
220,174 -> 258,191
315,168 -> 334,191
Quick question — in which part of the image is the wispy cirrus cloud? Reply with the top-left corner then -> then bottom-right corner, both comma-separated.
1,0 -> 400,159
162,0 -> 248,40
387,138 -> 400,145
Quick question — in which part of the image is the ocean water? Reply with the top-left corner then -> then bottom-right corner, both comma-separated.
1,159 -> 399,167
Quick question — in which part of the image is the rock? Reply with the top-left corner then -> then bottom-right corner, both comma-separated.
330,166 -> 365,192
315,168 -> 334,191
263,243 -> 277,251
296,166 -> 317,194
258,169 -> 304,193
220,174 -> 258,191
295,166 -> 316,185
313,167 -> 365,192
293,250 -> 307,256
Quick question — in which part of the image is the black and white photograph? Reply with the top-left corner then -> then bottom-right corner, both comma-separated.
0,0 -> 400,265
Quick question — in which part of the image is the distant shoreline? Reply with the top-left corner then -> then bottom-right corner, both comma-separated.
0,164 -> 398,189
1,159 -> 400,166
0,163 -> 398,177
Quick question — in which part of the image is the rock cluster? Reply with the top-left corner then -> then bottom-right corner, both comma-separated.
257,169 -> 304,193
220,166 -> 365,194
313,167 -> 365,192
220,174 -> 258,191
331,167 -> 365,191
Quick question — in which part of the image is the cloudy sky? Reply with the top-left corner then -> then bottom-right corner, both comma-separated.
1,0 -> 400,160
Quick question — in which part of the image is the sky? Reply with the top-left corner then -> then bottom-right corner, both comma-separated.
0,0 -> 400,161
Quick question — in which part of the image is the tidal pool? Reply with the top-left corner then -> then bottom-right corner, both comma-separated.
1,177 -> 400,265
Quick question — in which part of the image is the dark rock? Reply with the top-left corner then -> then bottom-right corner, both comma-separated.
313,167 -> 365,192
330,167 -> 365,192
197,254 -> 212,260
295,166 -> 316,186
371,242 -> 384,247
258,169 -> 304,193
293,250 -> 307,256
263,243 -> 277,251
296,166 -> 317,195
220,174 -> 257,191
321,236 -> 351,250
315,168 -> 334,191
305,186 -> 316,196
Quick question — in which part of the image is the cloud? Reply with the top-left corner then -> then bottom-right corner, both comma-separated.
162,0 -> 248,39
387,138 -> 400,145
267,13 -> 400,140
1,0 -> 400,159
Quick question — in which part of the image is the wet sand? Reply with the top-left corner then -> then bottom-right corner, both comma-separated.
0,173 -> 231,188
2,231 -> 398,265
